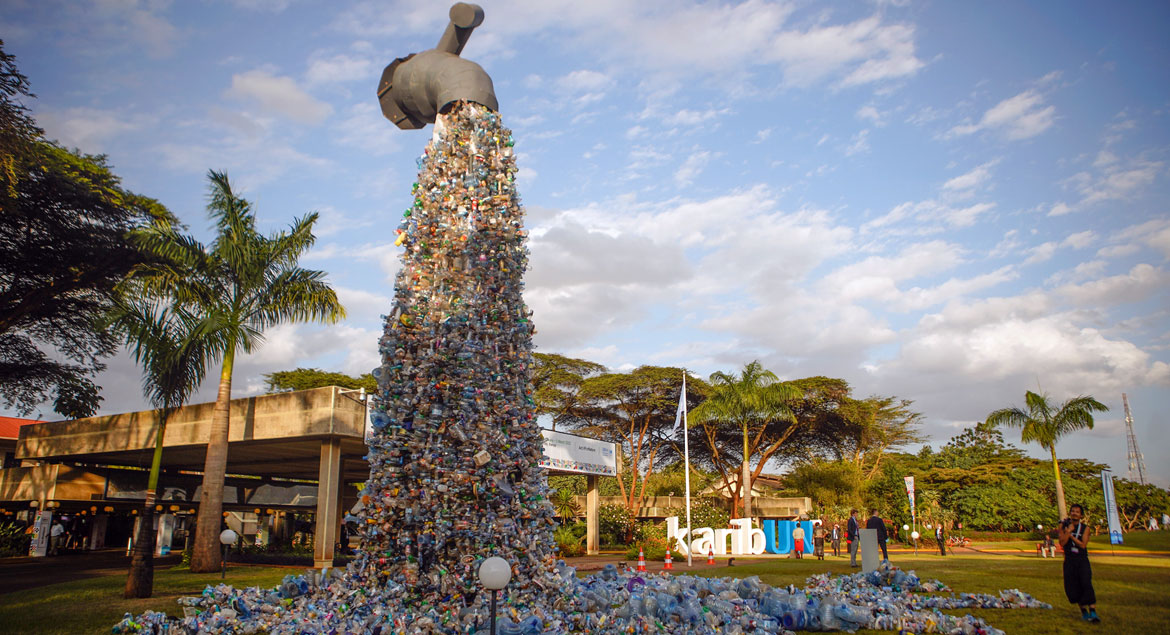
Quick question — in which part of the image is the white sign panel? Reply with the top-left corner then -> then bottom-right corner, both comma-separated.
539,429 -> 617,476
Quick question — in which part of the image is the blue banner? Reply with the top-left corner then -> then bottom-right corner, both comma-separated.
1101,470 -> 1124,545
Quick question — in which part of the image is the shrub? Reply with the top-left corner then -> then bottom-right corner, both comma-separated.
0,523 -> 30,557
661,499 -> 730,530
553,524 -> 585,557
599,503 -> 635,545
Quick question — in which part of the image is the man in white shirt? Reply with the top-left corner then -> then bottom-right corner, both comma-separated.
49,520 -> 64,556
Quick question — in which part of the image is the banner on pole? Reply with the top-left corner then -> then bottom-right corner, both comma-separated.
1101,470 -> 1124,545
903,475 -> 916,522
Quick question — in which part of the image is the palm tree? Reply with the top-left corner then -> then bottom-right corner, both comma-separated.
107,294 -> 222,597
130,170 -> 346,573
986,390 -> 1108,520
551,488 -> 581,524
689,361 -> 800,519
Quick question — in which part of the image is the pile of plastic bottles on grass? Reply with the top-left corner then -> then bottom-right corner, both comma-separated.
112,102 -> 1050,634
113,560 -> 1050,634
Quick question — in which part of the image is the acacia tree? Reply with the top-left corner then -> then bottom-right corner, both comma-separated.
570,366 -> 702,535
0,42 -> 173,418
263,367 -> 376,393
130,171 -> 345,572
986,390 -> 1108,520
107,294 -> 221,597
689,361 -> 801,519
838,396 -> 925,479
531,353 -> 605,430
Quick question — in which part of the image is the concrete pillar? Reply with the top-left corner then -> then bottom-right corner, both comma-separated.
89,514 -> 108,550
313,438 -> 342,569
586,474 -> 599,555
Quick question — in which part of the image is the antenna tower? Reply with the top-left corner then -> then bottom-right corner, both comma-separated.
1122,393 -> 1148,485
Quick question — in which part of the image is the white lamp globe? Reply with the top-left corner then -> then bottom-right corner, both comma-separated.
219,529 -> 238,545
902,524 -> 910,531
478,556 -> 512,590
1037,524 -> 1043,530
926,523 -> 932,529
911,531 -> 920,540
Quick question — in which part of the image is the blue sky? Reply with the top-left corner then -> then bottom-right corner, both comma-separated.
3,0 -> 1168,486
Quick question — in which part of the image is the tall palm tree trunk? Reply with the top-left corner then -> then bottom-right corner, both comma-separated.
1050,446 -> 1067,520
741,423 -> 751,519
191,353 -> 234,572
125,415 -> 169,597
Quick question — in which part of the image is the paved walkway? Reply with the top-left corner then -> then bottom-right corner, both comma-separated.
0,549 -> 182,595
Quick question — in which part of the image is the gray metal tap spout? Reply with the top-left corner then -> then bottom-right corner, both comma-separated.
377,3 -> 498,129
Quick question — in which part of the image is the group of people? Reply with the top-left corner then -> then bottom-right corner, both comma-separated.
789,509 -> 899,564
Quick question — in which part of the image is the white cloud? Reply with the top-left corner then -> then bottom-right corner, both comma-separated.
35,106 -> 145,154
845,129 -> 870,156
663,108 -> 726,127
227,0 -> 300,11
1057,264 -> 1168,306
942,160 -> 997,192
332,102 -> 402,156
1047,202 -> 1072,217
555,69 -> 612,93
334,1 -> 922,90
1077,160 -> 1162,206
674,150 -> 712,186
948,89 -> 1055,140
856,104 -> 885,126
226,70 -> 333,124
306,53 -> 376,84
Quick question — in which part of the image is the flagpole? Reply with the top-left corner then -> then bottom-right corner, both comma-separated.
682,371 -> 693,567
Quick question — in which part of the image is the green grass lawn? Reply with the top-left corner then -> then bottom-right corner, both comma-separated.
698,550 -> 1170,634
1,551 -> 1167,634
0,565 -> 289,635
956,530 -> 1170,555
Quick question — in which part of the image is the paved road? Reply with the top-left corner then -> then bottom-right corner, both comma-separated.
0,549 -> 182,595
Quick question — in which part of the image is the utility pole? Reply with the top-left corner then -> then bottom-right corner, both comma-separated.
1122,393 -> 1147,485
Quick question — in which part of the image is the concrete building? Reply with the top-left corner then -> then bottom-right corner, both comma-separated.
0,387 -> 615,565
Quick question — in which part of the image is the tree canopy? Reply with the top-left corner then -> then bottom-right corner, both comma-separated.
531,352 -> 605,430
263,367 -> 375,393
568,365 -> 705,530
0,42 -> 174,418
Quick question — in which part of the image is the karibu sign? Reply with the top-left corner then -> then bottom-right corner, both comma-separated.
538,429 -> 618,476
667,516 -> 820,556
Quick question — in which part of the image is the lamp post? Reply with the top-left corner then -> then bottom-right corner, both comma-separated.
910,530 -> 920,556
219,529 -> 238,579
478,556 -> 511,635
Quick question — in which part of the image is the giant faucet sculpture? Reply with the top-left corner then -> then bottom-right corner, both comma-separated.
377,2 -> 498,129
111,4 -> 1060,632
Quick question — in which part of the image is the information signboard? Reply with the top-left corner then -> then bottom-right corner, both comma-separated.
538,429 -> 618,476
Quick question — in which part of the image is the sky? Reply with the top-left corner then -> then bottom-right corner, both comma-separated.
3,0 -> 1168,487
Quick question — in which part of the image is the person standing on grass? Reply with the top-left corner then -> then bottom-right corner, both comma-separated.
936,524 -> 946,556
831,523 -> 842,557
847,509 -> 860,567
866,509 -> 889,561
813,522 -> 826,560
1059,503 -> 1099,623
792,521 -> 806,559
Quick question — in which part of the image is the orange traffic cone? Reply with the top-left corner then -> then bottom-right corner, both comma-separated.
663,550 -> 673,570
637,547 -> 647,572
707,548 -> 715,565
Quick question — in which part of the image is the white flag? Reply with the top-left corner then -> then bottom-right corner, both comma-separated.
672,381 -> 686,434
